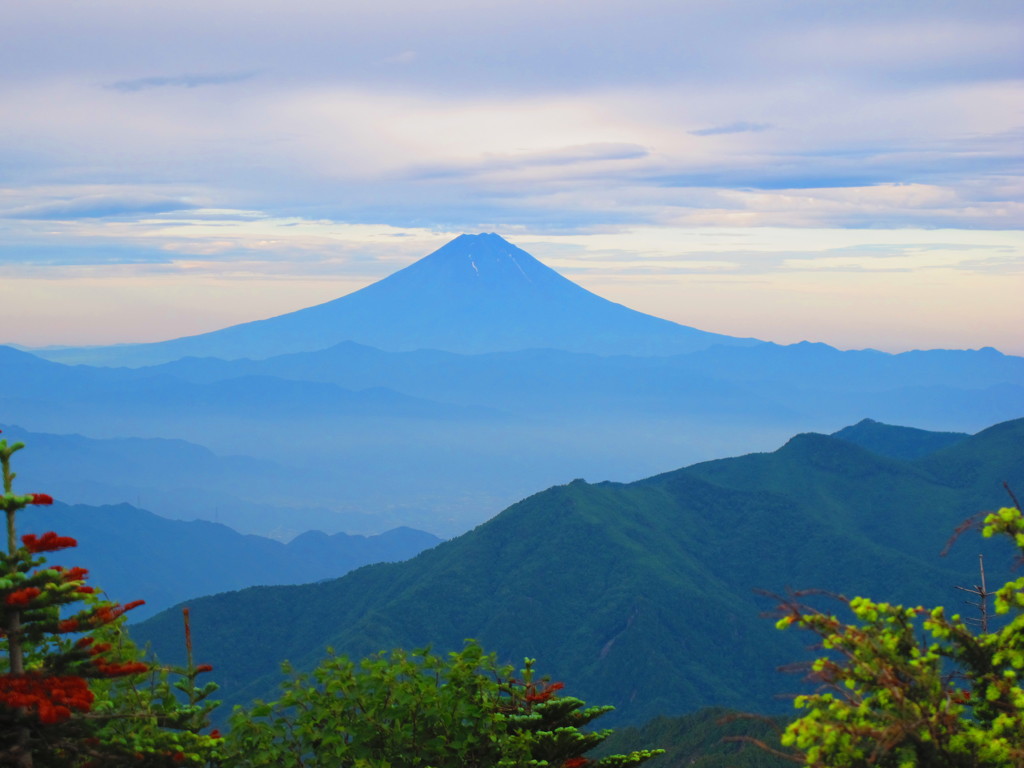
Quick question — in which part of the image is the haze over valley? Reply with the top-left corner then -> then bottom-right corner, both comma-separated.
6,234 -> 1023,539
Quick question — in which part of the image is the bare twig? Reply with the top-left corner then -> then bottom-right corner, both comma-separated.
1005,482 -> 1021,512
954,554 -> 990,632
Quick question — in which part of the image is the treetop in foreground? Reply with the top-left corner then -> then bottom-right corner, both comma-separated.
775,496 -> 1024,767
223,640 -> 664,767
1,434 -> 220,766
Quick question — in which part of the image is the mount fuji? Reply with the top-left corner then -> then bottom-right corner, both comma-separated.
36,233 -> 756,366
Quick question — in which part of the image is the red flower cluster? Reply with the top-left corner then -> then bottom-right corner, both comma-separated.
0,674 -> 94,724
6,587 -> 41,606
92,600 -> 145,625
76,637 -> 150,677
525,681 -> 565,703
90,658 -> 149,678
28,493 -> 54,505
56,565 -> 89,582
22,531 -> 77,553
563,759 -> 590,768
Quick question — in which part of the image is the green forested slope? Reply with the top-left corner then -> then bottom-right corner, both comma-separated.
133,418 -> 1024,725
830,417 -> 968,459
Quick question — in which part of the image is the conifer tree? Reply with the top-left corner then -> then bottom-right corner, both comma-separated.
0,433 -> 220,766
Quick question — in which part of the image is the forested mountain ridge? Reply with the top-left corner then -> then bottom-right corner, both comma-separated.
830,417 -> 968,459
132,417 -> 1024,725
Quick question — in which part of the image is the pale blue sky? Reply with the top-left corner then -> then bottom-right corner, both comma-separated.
1,0 -> 1021,353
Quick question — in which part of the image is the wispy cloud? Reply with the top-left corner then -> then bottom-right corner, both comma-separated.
689,122 -> 772,137
409,143 -> 650,181
1,194 -> 198,220
0,243 -> 177,267
106,72 -> 256,93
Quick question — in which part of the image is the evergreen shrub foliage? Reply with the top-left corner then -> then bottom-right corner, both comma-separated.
223,641 -> 663,768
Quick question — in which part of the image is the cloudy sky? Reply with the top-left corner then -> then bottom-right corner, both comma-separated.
2,0 -> 1022,353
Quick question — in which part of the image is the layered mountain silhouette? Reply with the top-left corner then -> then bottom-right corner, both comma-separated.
20,501 -> 441,621
0,422 -> 434,538
132,417 -> 1024,725
7,233 -> 1022,538
35,233 -> 755,366
5,336 -> 1023,537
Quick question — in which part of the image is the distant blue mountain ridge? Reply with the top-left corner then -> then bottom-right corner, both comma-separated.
30,233 -> 757,367
18,500 -> 441,621
0,422 -> 455,538
3,336 -> 1021,538
3,233 -> 1022,535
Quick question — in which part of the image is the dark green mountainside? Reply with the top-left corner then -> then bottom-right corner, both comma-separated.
595,708 -> 791,767
831,417 -> 969,460
133,418 -> 1024,725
